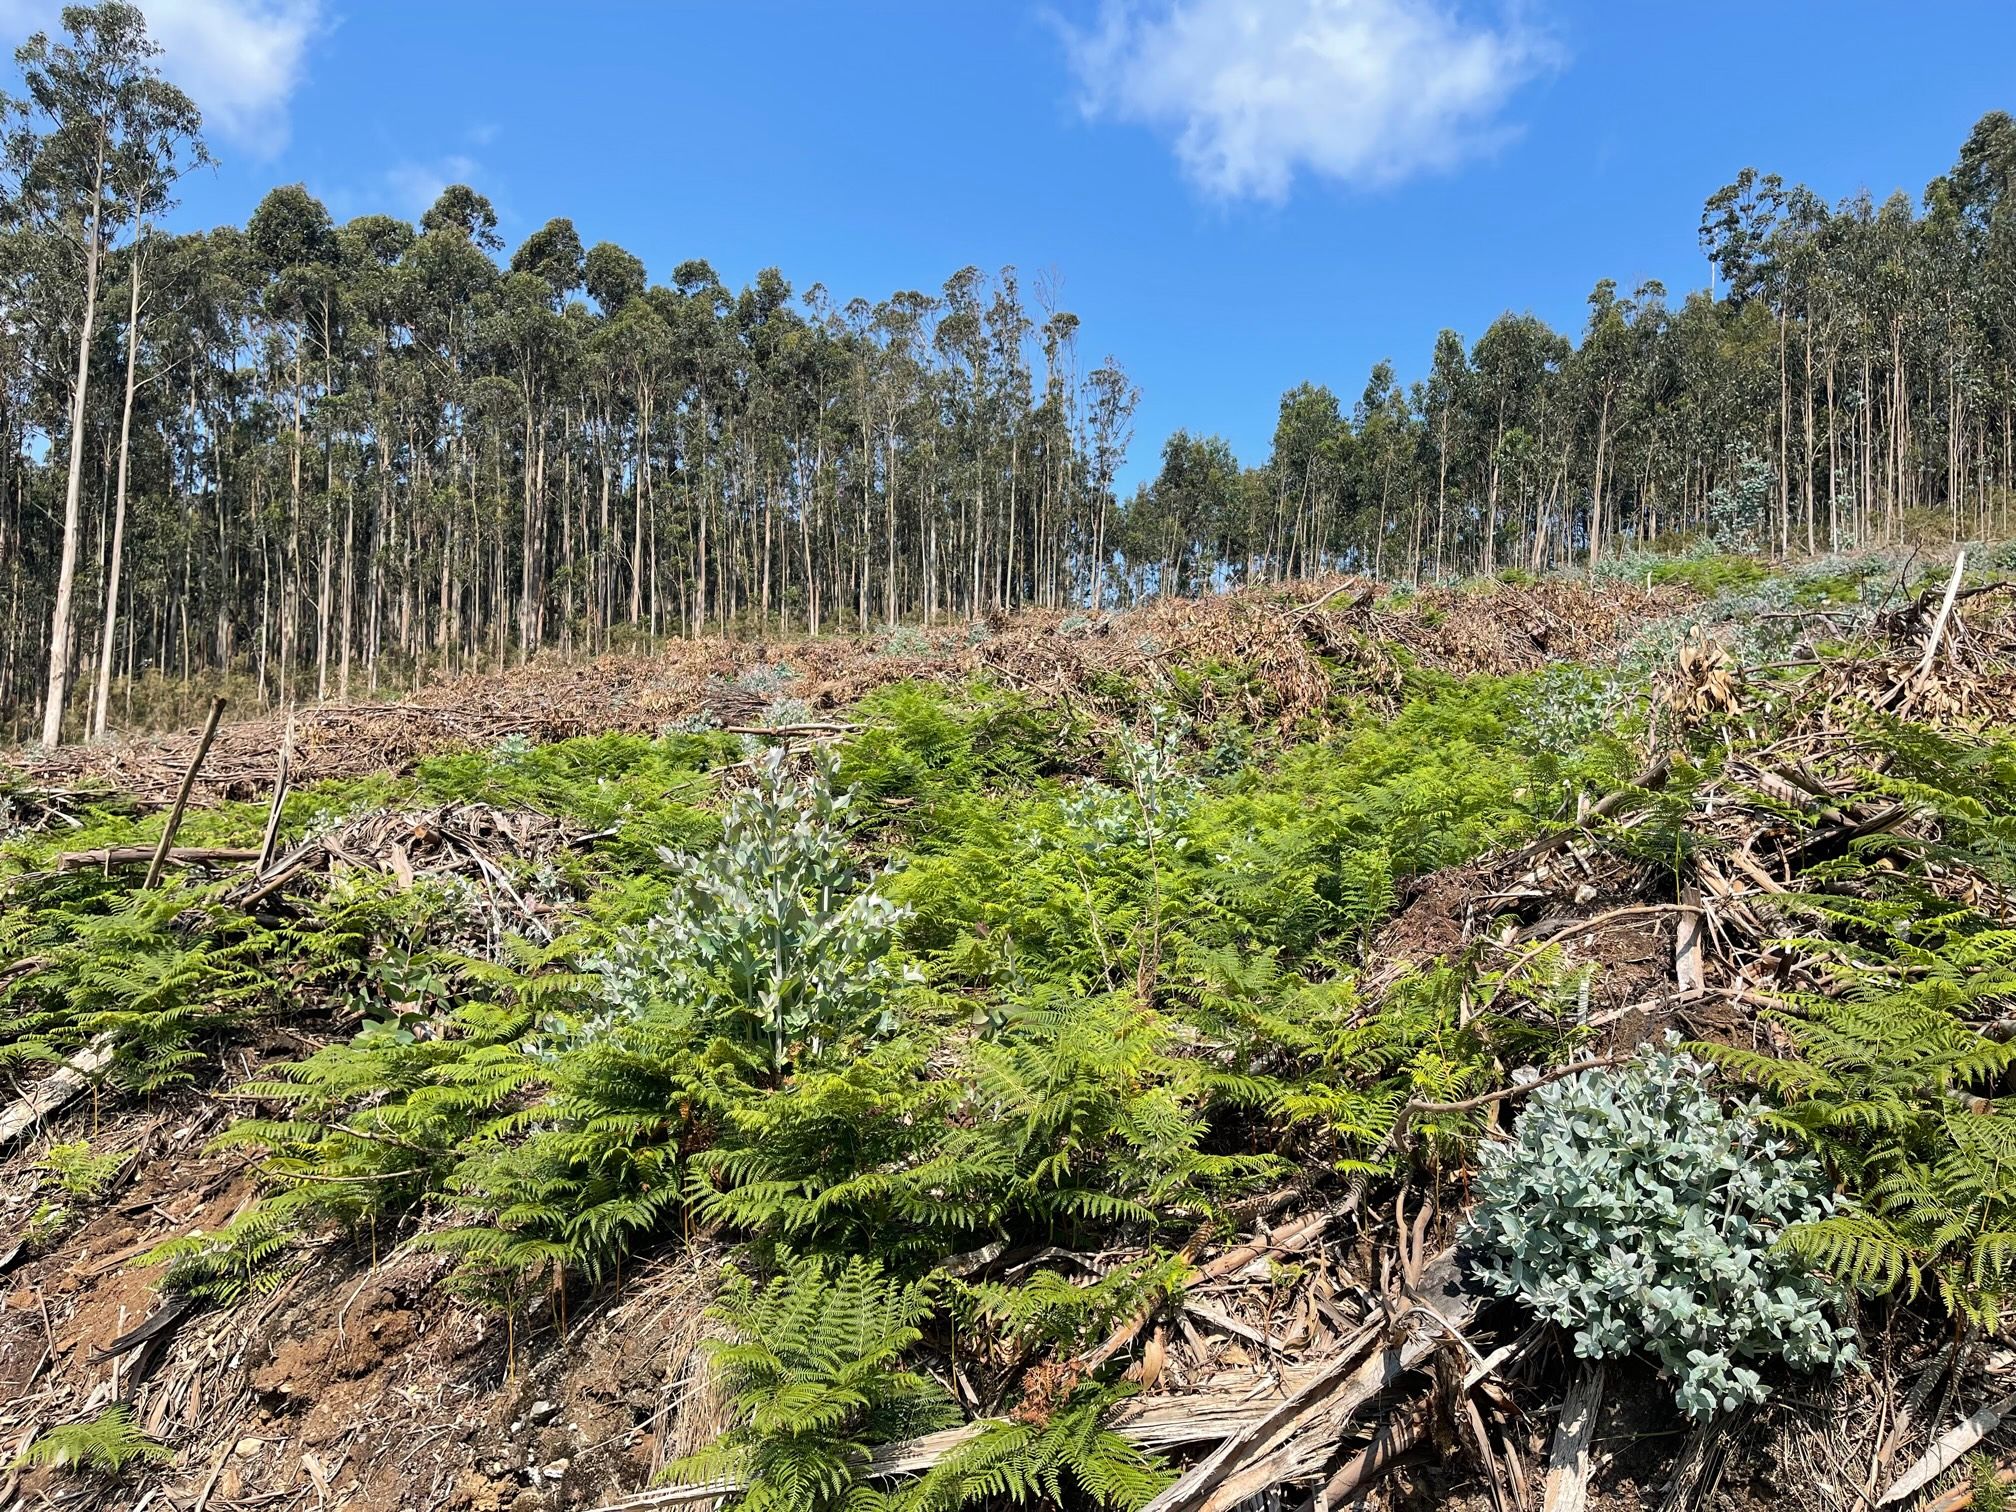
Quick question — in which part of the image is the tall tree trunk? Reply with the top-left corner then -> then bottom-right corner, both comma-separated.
90,246 -> 144,740
41,135 -> 108,747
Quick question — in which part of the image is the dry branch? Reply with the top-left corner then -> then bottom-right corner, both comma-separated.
1541,1365 -> 1605,1512
57,845 -> 260,871
144,695 -> 225,888
1917,551 -> 1970,680
1879,1389 -> 2016,1506
0,1035 -> 116,1148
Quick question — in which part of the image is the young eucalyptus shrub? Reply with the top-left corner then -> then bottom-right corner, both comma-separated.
424,750 -> 914,1288
588,745 -> 912,1069
1465,1044 -> 1858,1419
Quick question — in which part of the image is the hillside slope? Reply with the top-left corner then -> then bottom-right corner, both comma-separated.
7,551 -> 2016,1512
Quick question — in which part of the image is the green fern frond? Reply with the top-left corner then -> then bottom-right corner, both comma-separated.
14,1406 -> 172,1477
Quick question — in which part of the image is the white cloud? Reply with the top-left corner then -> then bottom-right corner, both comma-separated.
1059,0 -> 1557,201
0,0 -> 320,155
384,153 -> 480,218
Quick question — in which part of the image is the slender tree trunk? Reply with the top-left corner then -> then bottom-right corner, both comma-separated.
41,138 -> 109,747
1587,386 -> 1612,569
91,247 -> 145,740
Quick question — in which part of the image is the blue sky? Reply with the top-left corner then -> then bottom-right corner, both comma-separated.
6,0 -> 2013,488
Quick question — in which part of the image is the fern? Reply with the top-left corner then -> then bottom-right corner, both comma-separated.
142,1207 -> 299,1307
14,1406 -> 172,1476
659,1256 -> 958,1512
899,1381 -> 1172,1511
1701,970 -> 2016,1328
956,1253 -> 1193,1357
39,1140 -> 126,1201
1,879 -> 265,1091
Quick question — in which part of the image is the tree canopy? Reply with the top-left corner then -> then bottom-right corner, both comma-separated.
1,2 -> 2013,741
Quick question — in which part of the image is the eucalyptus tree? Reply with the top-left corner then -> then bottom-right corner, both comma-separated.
4,0 -> 203,743
1469,314 -> 1565,573
1081,358 -> 1136,612
8,92 -> 2016,738
1266,382 -> 1344,580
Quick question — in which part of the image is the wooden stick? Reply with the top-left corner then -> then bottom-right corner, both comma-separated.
1916,550 -> 1969,679
189,1438 -> 235,1512
718,722 -> 861,737
58,846 -> 260,871
1880,1389 -> 2016,1506
1674,884 -> 1706,998
257,713 -> 296,871
1542,1365 -> 1605,1512
144,696 -> 225,889
1374,1053 -> 1631,1164
0,1035 -> 116,1148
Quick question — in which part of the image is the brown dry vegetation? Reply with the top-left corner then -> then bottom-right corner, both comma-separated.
5,574 -> 1691,809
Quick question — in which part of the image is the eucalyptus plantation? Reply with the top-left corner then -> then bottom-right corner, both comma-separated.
1,1 -> 2014,744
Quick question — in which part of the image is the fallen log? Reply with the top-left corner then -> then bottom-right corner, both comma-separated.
0,1036 -> 117,1149
57,846 -> 261,872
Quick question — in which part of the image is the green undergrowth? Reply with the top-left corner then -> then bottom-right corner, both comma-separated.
14,583 -> 2016,1506
0,666 -> 1626,1507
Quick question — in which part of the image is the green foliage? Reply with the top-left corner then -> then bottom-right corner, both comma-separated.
0,878 -> 264,1089
1591,542 -> 1766,595
837,680 -> 1081,816
661,1256 -> 957,1512
689,1038 -> 960,1263
1971,1453 -> 2011,1512
1512,664 -> 1625,756
1703,964 -> 2016,1330
691,996 -> 1282,1268
39,1140 -> 125,1200
956,1253 -> 1193,1357
659,1255 -> 1173,1512
899,1381 -> 1172,1511
25,1201 -> 72,1246
418,1011 -> 739,1288
411,731 -> 722,869
1466,1045 -> 1858,1419
1704,460 -> 1774,553
593,746 -> 911,1069
13,1406 -> 172,1477
142,1207 -> 299,1306
964,997 -> 1281,1230
15,660 -> 1889,1504
220,975 -> 551,1232
895,674 -> 1599,1007
419,752 -> 923,1286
